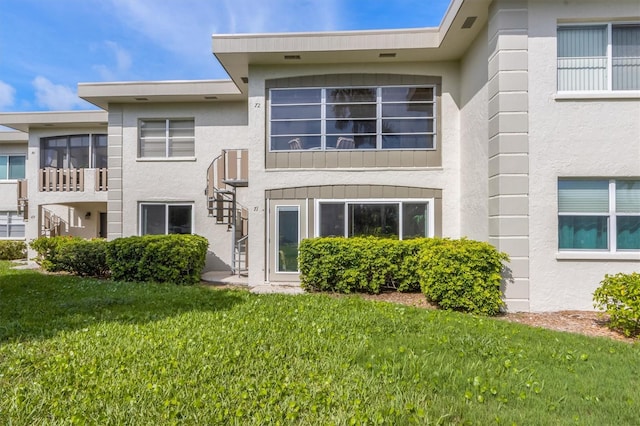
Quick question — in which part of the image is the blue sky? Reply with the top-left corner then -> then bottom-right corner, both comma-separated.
0,0 -> 451,112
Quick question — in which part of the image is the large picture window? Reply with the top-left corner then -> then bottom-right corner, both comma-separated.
140,203 -> 193,235
0,155 -> 25,180
317,200 -> 432,239
40,134 -> 107,169
139,119 -> 195,158
0,211 -> 25,238
558,23 -> 640,91
558,179 -> 640,251
270,86 -> 436,151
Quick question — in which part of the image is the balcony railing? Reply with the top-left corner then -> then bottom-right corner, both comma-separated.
95,168 -> 108,191
38,168 -> 108,192
206,149 -> 248,196
17,179 -> 28,221
40,168 -> 84,192
206,149 -> 248,221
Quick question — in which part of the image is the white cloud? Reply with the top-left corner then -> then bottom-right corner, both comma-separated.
0,80 -> 16,110
32,76 -> 87,110
106,0 -> 340,61
219,0 -> 340,34
93,41 -> 133,80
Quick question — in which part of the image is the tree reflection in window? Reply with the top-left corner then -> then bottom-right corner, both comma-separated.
328,88 -> 377,149
348,203 -> 399,238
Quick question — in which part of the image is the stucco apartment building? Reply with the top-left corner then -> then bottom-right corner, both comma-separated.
0,0 -> 638,311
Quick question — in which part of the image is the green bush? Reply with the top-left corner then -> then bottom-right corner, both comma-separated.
418,239 -> 509,316
58,239 -> 109,277
106,234 -> 209,285
30,236 -> 83,271
299,237 -> 434,294
0,240 -> 27,260
593,272 -> 640,337
299,237 -> 509,315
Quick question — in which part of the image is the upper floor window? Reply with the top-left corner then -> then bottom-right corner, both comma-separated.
558,179 -> 640,251
0,155 -> 25,180
270,86 -> 436,151
41,134 -> 107,169
558,23 -> 640,92
139,119 -> 195,158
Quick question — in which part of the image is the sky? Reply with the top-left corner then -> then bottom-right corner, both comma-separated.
0,0 -> 451,113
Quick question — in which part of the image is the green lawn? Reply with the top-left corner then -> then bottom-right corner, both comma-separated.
0,262 -> 638,425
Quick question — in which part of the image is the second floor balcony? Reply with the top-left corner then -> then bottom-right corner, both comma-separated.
38,133 -> 108,192
39,167 -> 108,192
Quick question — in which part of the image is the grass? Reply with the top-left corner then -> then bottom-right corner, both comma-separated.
0,262 -> 639,425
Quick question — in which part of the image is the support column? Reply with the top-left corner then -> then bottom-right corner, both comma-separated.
107,107 -> 123,240
488,0 -> 530,311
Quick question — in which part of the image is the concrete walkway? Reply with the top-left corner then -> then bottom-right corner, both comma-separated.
200,270 -> 305,295
10,260 -> 39,270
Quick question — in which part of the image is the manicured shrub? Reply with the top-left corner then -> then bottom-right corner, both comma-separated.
58,239 -> 109,277
418,239 -> 509,316
30,236 -> 83,271
297,237 -> 510,315
299,237 -> 434,294
593,272 -> 640,337
0,240 -> 27,260
106,234 -> 209,285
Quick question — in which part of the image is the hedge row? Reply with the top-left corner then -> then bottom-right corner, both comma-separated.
0,240 -> 27,260
30,234 -> 209,285
299,237 -> 509,315
107,235 -> 208,285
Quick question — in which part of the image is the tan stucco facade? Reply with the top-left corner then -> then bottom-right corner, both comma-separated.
0,0 -> 638,311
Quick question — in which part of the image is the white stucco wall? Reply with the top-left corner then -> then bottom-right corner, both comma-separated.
44,202 -> 105,239
459,24 -> 490,241
116,102 -> 248,271
527,0 -> 640,311
245,62 -> 463,285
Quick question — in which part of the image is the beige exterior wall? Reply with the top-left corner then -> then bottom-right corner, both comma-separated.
4,0 -> 637,311
112,101 -> 248,271
527,0 -> 640,311
43,202 -> 105,239
459,24 -> 490,242
245,61 -> 463,285
487,0 -> 531,312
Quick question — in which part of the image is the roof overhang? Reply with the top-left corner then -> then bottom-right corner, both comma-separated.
0,130 -> 28,143
78,79 -> 245,110
0,111 -> 108,133
212,0 -> 490,91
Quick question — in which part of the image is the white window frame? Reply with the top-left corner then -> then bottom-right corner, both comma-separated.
0,155 -> 26,180
558,179 -> 640,253
138,118 -> 195,159
138,203 -> 194,236
268,85 -> 437,152
315,198 -> 435,239
557,22 -> 640,93
0,211 -> 26,239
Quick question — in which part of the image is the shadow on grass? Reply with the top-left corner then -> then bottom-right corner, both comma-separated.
0,267 -> 247,343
